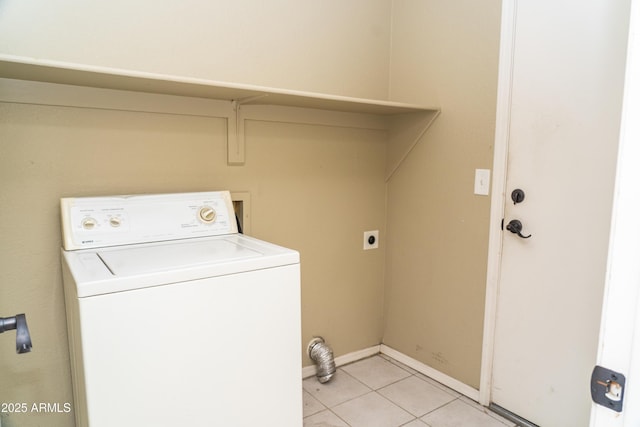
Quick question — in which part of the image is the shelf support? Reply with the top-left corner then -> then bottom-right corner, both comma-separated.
227,100 -> 244,165
385,110 -> 441,182
227,95 -> 270,165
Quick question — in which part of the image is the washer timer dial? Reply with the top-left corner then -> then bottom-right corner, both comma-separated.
198,206 -> 217,224
82,217 -> 98,230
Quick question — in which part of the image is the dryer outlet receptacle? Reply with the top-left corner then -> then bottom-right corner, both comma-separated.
363,230 -> 379,250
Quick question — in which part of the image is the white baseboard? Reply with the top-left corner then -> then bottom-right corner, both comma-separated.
302,344 -> 381,379
301,343 -> 480,403
380,344 -> 480,401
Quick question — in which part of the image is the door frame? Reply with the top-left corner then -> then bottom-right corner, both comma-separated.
481,1 -> 640,424
478,0 -> 516,407
590,0 -> 640,424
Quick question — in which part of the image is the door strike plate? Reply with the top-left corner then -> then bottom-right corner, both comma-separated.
590,365 -> 625,412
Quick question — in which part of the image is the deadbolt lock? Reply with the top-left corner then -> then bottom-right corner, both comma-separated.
511,189 -> 525,204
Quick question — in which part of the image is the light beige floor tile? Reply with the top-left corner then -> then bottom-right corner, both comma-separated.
414,373 -> 462,399
401,420 -> 429,427
379,376 -> 457,417
332,391 -> 415,427
303,369 -> 370,408
420,399 -> 514,427
303,390 -> 326,418
457,396 -> 516,426
342,356 -> 412,390
380,354 -> 419,375
302,353 -> 519,427
303,409 -> 349,427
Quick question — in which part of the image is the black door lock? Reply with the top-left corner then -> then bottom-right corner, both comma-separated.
511,189 -> 525,204
505,219 -> 532,239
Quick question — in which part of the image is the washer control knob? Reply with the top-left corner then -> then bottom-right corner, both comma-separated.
198,206 -> 217,224
82,217 -> 98,230
109,217 -> 122,227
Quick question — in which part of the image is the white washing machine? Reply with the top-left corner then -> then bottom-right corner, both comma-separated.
60,191 -> 302,427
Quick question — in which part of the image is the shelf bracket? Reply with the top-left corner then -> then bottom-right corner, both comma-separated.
385,109 -> 441,181
227,95 -> 269,165
227,100 -> 245,165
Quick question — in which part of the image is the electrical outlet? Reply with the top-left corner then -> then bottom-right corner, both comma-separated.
363,230 -> 379,250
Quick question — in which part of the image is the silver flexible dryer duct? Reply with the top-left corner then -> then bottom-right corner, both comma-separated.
308,337 -> 336,383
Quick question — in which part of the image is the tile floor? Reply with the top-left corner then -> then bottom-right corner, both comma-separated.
302,354 -> 516,427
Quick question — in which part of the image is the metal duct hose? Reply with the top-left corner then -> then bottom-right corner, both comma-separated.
308,337 -> 336,383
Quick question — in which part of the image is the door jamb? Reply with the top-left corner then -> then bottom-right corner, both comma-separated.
590,0 -> 640,424
479,0 -> 517,406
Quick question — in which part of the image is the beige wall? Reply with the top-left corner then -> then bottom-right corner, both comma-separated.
0,0 -> 392,99
0,3 -> 395,425
384,0 -> 502,388
0,90 -> 387,427
1,1 -> 506,425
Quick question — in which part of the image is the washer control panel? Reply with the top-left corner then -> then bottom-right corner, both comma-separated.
61,191 -> 238,250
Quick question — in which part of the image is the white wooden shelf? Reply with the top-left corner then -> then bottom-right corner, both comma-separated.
0,55 -> 436,115
0,55 -> 440,171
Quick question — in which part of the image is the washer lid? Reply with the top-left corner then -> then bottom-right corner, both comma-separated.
97,238 -> 260,276
62,234 -> 299,298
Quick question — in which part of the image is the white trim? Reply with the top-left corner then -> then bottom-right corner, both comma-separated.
0,77 -> 232,118
380,345 -> 480,402
302,345 -> 381,379
0,77 -> 396,167
479,0 -> 517,407
0,77 -> 391,131
302,344 -> 480,401
241,104 -> 389,131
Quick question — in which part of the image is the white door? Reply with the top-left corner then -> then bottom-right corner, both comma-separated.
489,1 -> 631,426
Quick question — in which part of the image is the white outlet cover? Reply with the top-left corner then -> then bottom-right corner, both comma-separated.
364,230 -> 379,250
474,169 -> 491,195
